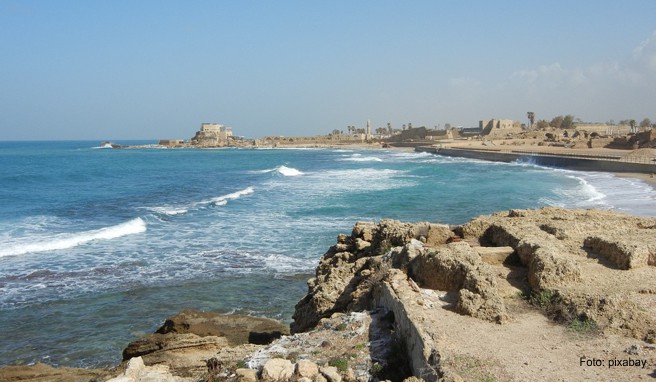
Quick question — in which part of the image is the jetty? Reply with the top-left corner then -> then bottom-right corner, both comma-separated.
416,145 -> 656,174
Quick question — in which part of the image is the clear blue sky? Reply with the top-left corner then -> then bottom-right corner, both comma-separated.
1,1 -> 655,140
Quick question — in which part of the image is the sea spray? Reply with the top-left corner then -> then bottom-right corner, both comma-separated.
251,165 -> 304,176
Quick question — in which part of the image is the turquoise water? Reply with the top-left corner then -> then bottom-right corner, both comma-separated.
1,141 -> 655,368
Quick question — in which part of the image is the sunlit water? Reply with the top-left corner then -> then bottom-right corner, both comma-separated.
1,141 -> 655,368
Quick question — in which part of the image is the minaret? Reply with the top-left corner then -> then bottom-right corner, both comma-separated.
366,120 -> 371,136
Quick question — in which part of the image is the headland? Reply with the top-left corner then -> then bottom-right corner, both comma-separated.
3,207 -> 654,381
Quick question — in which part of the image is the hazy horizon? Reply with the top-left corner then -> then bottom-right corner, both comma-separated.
2,1 -> 655,140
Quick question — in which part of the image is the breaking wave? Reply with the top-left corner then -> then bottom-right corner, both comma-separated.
0,218 -> 147,257
339,153 -> 383,162
207,186 -> 255,206
252,165 -> 304,176
145,186 -> 255,216
146,206 -> 189,216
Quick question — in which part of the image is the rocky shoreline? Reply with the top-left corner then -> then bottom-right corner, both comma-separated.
2,207 -> 655,381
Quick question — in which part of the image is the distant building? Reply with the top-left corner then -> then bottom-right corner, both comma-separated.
480,119 -> 521,137
460,127 -> 483,137
191,123 -> 234,147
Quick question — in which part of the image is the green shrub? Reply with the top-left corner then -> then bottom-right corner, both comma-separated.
334,323 -> 348,331
568,317 -> 598,334
329,357 -> 348,373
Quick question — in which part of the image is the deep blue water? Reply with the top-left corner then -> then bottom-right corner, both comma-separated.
1,141 -> 655,368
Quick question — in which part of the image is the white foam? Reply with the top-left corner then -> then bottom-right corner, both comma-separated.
252,166 -> 304,176
263,168 -> 413,194
571,176 -> 606,202
0,218 -> 147,257
91,143 -> 114,149
208,186 -> 255,206
199,250 -> 317,274
339,154 -> 383,162
146,206 -> 189,216
277,166 -> 303,176
388,151 -> 434,160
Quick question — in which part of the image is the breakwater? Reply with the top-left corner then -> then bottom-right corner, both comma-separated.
416,146 -> 656,174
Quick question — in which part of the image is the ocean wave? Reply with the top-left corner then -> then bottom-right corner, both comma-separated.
0,218 -> 147,257
388,151 -> 434,160
91,143 -> 114,149
264,168 -> 414,193
561,171 -> 656,216
208,186 -> 255,205
339,153 -> 383,162
145,206 -> 189,216
144,186 -> 255,216
278,166 -> 303,176
252,166 -> 304,176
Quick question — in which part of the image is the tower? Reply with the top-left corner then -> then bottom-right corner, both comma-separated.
367,120 -> 371,136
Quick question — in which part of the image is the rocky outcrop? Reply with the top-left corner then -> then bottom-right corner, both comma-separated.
583,235 -> 656,269
121,310 -> 288,378
0,363 -> 106,382
287,207 -> 656,381
291,219 -> 454,333
293,207 -> 656,342
407,242 -> 509,323
106,356 -> 191,382
153,310 -> 288,346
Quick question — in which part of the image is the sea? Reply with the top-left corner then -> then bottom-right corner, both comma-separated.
1,140 -> 655,369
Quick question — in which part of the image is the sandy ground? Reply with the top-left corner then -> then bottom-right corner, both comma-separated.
614,172 -> 656,186
389,243 -> 656,381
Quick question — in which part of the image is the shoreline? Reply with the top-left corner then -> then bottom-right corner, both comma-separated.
5,207 -> 654,381
3,142 -> 655,378
415,144 -> 656,189
613,171 -> 656,186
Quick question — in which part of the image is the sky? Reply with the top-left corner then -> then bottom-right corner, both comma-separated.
1,1 -> 655,140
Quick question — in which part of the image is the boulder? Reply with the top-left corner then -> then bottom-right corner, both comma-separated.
106,356 -> 189,382
320,366 -> 342,382
236,368 -> 258,382
261,358 -> 294,381
296,360 -> 319,378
